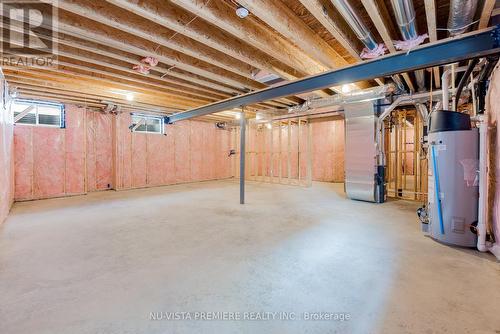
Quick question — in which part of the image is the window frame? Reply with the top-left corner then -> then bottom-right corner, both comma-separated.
11,99 -> 65,128
131,113 -> 165,135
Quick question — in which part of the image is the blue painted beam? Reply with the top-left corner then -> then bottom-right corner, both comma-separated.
166,26 -> 500,124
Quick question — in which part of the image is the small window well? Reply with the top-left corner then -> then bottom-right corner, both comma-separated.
131,114 -> 164,134
11,99 -> 64,127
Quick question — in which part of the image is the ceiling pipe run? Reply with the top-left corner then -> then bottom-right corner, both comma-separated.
287,84 -> 395,114
389,0 -> 426,92
447,0 -> 479,36
331,0 -> 386,58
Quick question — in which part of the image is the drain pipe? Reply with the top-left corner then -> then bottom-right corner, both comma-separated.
389,0 -> 426,92
475,114 -> 489,252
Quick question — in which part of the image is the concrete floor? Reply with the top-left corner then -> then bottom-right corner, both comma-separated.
1,180 -> 499,334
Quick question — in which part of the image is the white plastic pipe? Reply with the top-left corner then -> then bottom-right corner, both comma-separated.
442,65 -> 467,110
477,114 -> 489,252
442,62 -> 484,110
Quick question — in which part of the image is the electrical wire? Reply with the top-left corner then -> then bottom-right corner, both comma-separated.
154,0 -> 213,79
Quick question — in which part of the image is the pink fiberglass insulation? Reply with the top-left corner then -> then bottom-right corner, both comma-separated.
299,123 -> 308,180
280,125 -> 288,178
117,113 -> 133,190
12,106 -> 234,199
174,121 -> 191,183
332,120 -> 345,182
94,112 -> 113,190
247,127 -> 255,177
33,126 -> 65,199
203,122 -> 217,180
0,77 -> 14,224
132,132 -> 148,188
486,64 -> 500,247
290,124 -> 299,179
272,127 -> 280,177
86,111 -> 114,191
163,128 -> 176,185
311,119 -> 345,182
13,126 -> 33,200
190,121 -> 204,181
64,105 -> 85,195
85,111 -> 97,192
146,133 -> 165,186
215,128 -> 231,179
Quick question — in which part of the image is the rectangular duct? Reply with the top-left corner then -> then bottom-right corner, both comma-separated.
344,101 -> 378,202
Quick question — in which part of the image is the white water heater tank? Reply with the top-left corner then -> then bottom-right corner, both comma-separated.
427,111 -> 478,247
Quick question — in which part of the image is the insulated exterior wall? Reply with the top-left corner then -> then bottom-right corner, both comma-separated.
486,64 -> 500,250
13,105 -> 233,201
114,115 -> 232,190
245,118 -> 344,183
311,119 -> 345,182
0,75 -> 14,224
14,106 -> 87,200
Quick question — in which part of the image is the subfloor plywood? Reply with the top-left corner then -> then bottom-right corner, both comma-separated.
0,181 -> 499,334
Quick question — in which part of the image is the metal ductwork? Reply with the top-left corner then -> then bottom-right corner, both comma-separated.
331,0 -> 378,52
390,0 -> 418,40
447,0 -> 479,36
287,84 -> 395,113
390,0 -> 426,92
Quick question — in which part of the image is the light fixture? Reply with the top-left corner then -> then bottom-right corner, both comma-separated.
236,6 -> 249,18
126,93 -> 134,101
341,84 -> 352,94
266,123 -> 272,129
255,112 -> 263,120
235,113 -> 241,120
10,88 -> 18,98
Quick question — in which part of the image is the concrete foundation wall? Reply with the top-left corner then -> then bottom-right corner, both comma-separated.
0,73 -> 14,224
13,105 -> 233,201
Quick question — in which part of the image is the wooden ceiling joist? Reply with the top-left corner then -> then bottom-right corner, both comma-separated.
237,0 -> 348,69
105,0 -> 302,81
54,10 -> 256,91
168,0 -> 326,75
424,0 -> 441,88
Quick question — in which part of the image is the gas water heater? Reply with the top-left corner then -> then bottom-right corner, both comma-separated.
426,111 -> 479,247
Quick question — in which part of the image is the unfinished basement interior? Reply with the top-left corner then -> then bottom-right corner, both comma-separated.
1,0 -> 500,333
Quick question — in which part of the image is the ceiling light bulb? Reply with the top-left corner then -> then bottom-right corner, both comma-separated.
235,113 -> 241,120
236,6 -> 249,18
126,93 -> 134,101
266,123 -> 272,129
341,84 -> 351,93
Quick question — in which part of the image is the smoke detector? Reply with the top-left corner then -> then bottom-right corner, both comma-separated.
236,6 -> 249,18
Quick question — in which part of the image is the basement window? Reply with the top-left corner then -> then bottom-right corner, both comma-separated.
131,114 -> 164,134
11,99 -> 64,127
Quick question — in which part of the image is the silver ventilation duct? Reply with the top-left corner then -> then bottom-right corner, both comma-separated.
331,0 -> 378,51
447,0 -> 478,36
389,0 -> 425,92
390,0 -> 418,40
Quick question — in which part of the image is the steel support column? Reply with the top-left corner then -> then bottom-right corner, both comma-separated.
166,27 -> 500,124
240,109 -> 246,205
